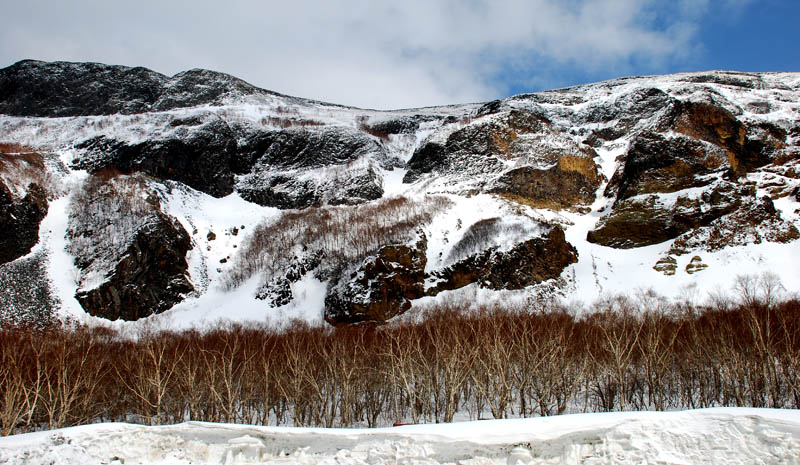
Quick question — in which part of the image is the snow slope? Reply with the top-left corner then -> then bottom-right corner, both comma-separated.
1,409 -> 798,464
2,66 -> 800,327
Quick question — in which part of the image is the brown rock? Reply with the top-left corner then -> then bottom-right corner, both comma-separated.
324,234 -> 427,325
653,256 -> 677,276
685,256 -> 708,274
608,132 -> 727,201
430,227 -> 578,294
588,183 -> 748,248
491,158 -> 601,210
672,101 -> 746,154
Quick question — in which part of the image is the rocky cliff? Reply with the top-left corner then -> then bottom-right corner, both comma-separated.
0,61 -> 798,326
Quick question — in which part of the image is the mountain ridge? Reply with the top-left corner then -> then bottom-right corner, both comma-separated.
0,60 -> 798,327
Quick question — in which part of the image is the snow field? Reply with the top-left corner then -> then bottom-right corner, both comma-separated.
1,409 -> 798,465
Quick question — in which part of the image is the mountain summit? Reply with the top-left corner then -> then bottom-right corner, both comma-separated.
1,61 -> 798,327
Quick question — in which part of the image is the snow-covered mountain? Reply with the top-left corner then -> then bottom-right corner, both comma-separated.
1,60 -> 799,327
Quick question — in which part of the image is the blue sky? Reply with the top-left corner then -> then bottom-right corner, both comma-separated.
494,0 -> 800,96
1,0 -> 798,109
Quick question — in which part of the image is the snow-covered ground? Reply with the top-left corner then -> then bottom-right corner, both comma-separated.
1,409 -> 798,464
2,69 -> 800,329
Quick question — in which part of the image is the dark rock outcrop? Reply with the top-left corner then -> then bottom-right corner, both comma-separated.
403,110 -> 556,184
588,183 -> 749,248
361,115 -> 441,136
241,127 -> 385,170
67,173 -> 194,321
324,227 -> 578,325
667,195 -> 800,255
73,124 -> 388,205
74,120 -> 239,197
607,133 -> 728,201
429,227 -> 577,294
324,235 -> 427,325
75,215 -> 194,320
0,60 -> 286,117
669,101 -> 783,174
403,142 -> 449,183
0,181 -> 48,264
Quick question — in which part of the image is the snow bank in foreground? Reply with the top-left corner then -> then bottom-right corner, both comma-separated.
1,409 -> 798,464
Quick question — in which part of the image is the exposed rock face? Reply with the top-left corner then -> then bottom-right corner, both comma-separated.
588,183 -> 749,248
404,110 -> 555,184
360,115 -> 439,136
325,227 -> 578,324
669,100 -> 784,175
73,123 -> 388,206
606,133 -> 728,201
429,227 -> 578,294
237,127 -> 388,208
67,173 -> 193,320
240,127 -> 386,170
0,148 -> 50,265
0,60 -> 284,117
671,101 -> 746,155
0,181 -> 48,264
490,157 -> 601,209
325,234 -> 427,325
74,120 -> 239,197
75,215 -> 194,320
401,105 -> 603,209
588,94 -> 796,250
667,195 -> 800,255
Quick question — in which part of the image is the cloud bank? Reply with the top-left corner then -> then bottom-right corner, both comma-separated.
0,0 -> 754,109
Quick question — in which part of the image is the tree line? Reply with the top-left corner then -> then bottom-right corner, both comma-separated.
2,286 -> 799,436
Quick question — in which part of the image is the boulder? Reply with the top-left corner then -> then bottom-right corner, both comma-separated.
685,256 -> 708,274
653,256 -> 677,276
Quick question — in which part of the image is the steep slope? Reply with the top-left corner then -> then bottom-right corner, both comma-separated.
0,61 -> 798,326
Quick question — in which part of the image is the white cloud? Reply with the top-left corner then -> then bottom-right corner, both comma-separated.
0,0 -> 745,109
